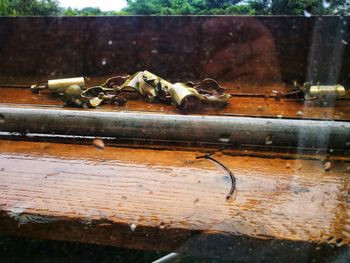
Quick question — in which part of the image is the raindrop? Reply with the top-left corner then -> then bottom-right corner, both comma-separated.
296,111 -> 304,116
277,114 -> 283,119
304,10 -> 311,17
341,39 -> 348,45
151,49 -> 158,54
323,161 -> 332,172
193,198 -> 200,205
297,163 -> 303,171
0,114 -> 4,123
322,0 -> 330,8
82,103 -> 89,109
218,133 -> 231,143
265,135 -> 273,145
92,138 -> 105,149
336,238 -> 343,247
286,162 -> 290,169
44,172 -> 59,178
108,40 -> 113,45
130,223 -> 137,232
74,99 -> 82,106
101,58 -> 107,66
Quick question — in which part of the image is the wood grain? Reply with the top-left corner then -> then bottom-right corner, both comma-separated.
0,140 -> 349,257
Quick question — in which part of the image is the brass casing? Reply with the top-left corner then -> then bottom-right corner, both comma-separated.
48,77 -> 85,93
169,83 -> 202,106
309,85 -> 346,98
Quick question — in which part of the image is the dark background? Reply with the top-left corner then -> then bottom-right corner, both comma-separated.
0,16 -> 349,85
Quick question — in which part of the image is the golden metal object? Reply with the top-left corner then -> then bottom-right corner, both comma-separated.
169,83 -> 202,106
309,85 -> 346,98
306,84 -> 347,105
47,77 -> 85,93
27,72 -> 231,111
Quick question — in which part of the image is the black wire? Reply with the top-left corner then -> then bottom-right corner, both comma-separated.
196,151 -> 236,200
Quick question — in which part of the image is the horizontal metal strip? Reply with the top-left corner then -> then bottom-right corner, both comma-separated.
0,106 -> 349,149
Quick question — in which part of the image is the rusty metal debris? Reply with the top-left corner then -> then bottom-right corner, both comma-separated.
196,151 -> 236,200
28,71 -> 231,111
3,76 -> 347,108
292,81 -> 347,105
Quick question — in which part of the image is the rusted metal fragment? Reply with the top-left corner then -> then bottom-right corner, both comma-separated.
24,72 -> 231,110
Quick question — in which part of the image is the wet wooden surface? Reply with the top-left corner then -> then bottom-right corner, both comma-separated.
0,140 -> 349,255
1,16 -> 350,260
0,79 -> 350,258
1,83 -> 350,120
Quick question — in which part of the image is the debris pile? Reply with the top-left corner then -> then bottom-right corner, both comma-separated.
30,71 -> 231,111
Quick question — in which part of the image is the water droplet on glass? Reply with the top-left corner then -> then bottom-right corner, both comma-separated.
297,163 -> 303,171
324,161 -> 331,171
336,238 -> 343,247
286,162 -> 290,169
341,39 -> 348,45
151,49 -> 158,54
265,135 -> 273,145
322,0 -> 330,8
0,114 -> 5,123
277,114 -> 283,119
296,111 -> 303,116
304,10 -> 311,17
101,58 -> 107,65
108,40 -> 113,45
130,223 -> 137,232
218,133 -> 231,143
92,138 -> 105,149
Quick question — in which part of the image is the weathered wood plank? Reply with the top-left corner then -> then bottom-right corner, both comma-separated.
0,140 -> 349,256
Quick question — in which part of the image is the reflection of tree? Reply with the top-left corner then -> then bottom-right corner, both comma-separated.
1,0 -> 350,16
0,0 -> 61,16
251,0 -> 350,15
123,0 -> 350,15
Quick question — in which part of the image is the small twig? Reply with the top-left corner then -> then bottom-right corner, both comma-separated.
196,150 -> 236,200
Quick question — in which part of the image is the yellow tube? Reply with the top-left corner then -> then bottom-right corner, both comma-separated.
47,77 -> 85,93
